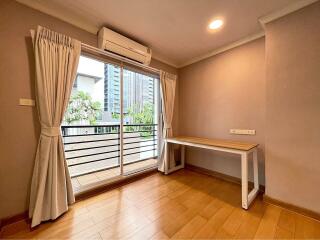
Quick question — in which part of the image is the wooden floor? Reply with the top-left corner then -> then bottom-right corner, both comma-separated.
2,169 -> 320,239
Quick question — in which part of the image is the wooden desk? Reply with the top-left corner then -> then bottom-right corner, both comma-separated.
165,136 -> 259,210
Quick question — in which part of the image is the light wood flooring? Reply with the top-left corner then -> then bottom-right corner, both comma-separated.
2,169 -> 320,239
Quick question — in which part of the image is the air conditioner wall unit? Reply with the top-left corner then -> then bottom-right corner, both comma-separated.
98,27 -> 152,65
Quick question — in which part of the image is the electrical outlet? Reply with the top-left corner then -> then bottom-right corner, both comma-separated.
230,129 -> 256,135
19,98 -> 35,106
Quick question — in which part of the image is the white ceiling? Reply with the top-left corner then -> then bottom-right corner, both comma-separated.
17,0 -> 309,67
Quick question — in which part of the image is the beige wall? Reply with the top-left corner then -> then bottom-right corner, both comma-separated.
264,2 -> 320,213
0,0 -> 177,219
178,38 -> 266,184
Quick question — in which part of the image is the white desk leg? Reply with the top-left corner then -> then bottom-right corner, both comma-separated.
166,144 -> 185,174
242,148 -> 259,209
181,145 -> 185,168
241,152 -> 249,209
164,142 -> 169,175
253,148 -> 259,190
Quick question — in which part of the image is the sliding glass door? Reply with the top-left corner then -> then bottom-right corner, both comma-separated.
122,68 -> 159,174
62,55 -> 159,192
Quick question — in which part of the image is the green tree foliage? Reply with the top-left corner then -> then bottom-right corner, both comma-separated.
125,103 -> 154,137
127,103 -> 154,125
112,112 -> 120,120
64,91 -> 102,125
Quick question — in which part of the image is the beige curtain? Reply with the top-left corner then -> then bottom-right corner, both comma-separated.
158,71 -> 177,174
29,26 -> 81,227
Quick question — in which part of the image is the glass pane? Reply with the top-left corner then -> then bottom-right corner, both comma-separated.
122,68 -> 159,174
62,56 -> 121,192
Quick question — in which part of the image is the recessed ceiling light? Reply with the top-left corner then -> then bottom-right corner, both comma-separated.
209,19 -> 224,30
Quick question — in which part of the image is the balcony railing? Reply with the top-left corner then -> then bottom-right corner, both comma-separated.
61,124 -> 158,178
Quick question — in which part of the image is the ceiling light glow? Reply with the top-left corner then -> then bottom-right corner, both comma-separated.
209,19 -> 223,30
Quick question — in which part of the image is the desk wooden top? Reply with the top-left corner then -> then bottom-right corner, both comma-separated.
166,136 -> 258,151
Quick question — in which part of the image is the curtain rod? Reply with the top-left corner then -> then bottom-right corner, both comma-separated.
81,43 -> 161,74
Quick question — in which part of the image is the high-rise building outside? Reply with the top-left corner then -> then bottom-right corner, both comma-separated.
104,64 -> 155,120
104,64 -> 120,113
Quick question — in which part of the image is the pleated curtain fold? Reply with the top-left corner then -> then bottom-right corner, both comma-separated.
29,26 -> 81,227
158,71 -> 177,174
